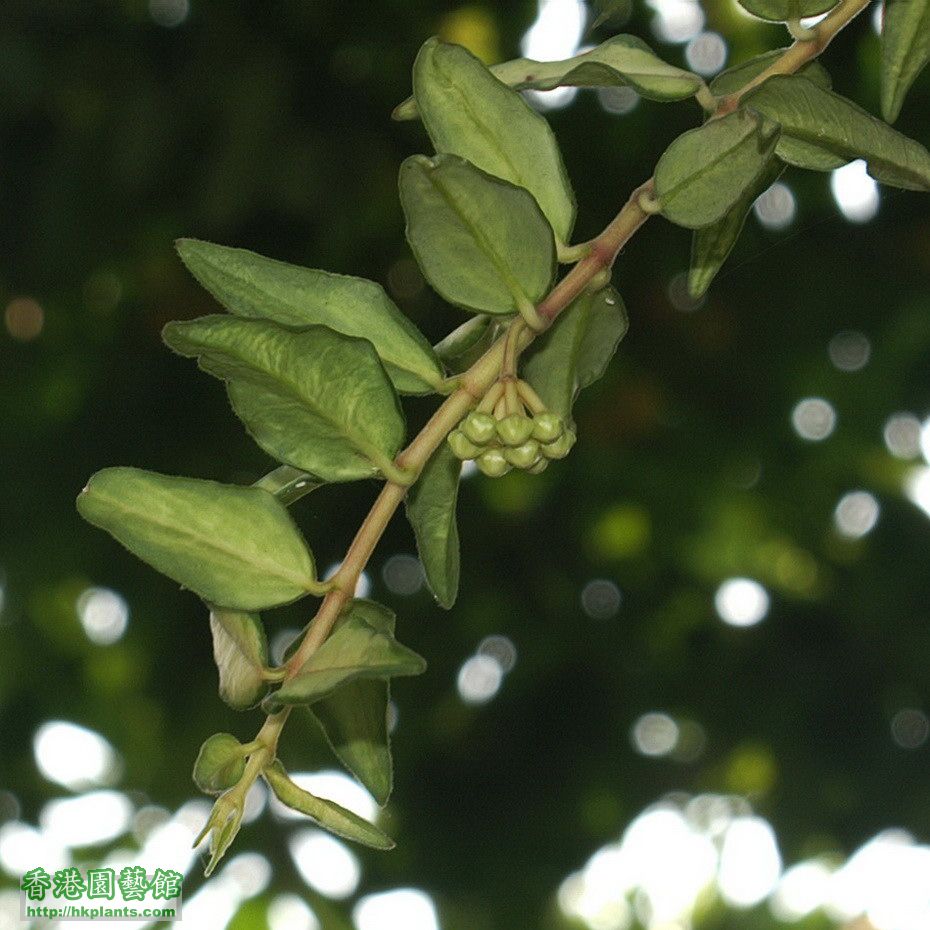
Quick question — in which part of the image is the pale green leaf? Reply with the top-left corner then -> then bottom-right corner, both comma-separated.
176,239 -> 443,395
77,468 -> 319,610
881,0 -> 930,122
689,160 -> 785,299
399,154 -> 555,315
737,0 -> 838,22
709,50 -> 831,96
588,0 -> 633,30
409,38 -> 575,244
193,733 -> 247,795
253,464 -> 320,506
488,35 -> 702,101
163,317 -> 405,482
744,75 -> 930,189
434,315 -> 501,375
395,35 -> 701,116
523,286 -> 628,421
406,444 -> 460,608
776,137 -> 848,171
263,761 -> 395,850
310,601 -> 396,805
654,109 -> 781,229
209,608 -> 269,710
268,603 -> 426,707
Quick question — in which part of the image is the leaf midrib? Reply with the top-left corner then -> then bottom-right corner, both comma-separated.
663,116 -> 771,205
423,162 -> 532,309
188,327 -> 396,469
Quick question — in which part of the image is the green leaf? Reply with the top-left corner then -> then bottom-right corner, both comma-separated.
395,35 -> 701,116
709,50 -> 831,96
193,733 -> 247,795
253,465 -> 320,506
523,286 -> 628,421
263,761 -> 395,850
689,160 -> 785,299
176,239 -> 444,395
209,608 -> 269,710
310,601 -> 397,805
399,154 -> 556,315
434,315 -> 501,375
77,468 -> 319,610
406,444 -> 460,608
489,35 -> 703,101
409,38 -> 575,245
163,317 -> 405,482
268,602 -> 426,708
588,0 -> 633,31
736,0 -> 838,22
744,75 -> 930,190
654,109 -> 781,229
880,0 -> 930,122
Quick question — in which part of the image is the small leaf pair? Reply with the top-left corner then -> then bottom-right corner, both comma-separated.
268,600 -> 426,807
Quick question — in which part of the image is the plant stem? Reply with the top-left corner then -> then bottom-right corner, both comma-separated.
716,0 -> 872,113
255,0 -> 874,759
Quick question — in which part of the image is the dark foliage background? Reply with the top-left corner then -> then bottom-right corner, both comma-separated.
2,2 -> 929,928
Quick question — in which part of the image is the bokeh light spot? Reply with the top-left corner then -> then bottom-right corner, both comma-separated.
791,397 -> 836,441
718,817 -> 782,907
597,85 -> 640,114
33,721 -> 122,791
890,708 -> 929,749
770,860 -> 833,921
4,297 -> 44,342
831,160 -> 879,223
833,491 -> 880,539
885,413 -> 922,459
354,888 -> 440,930
581,579 -> 622,619
648,0 -> 705,43
289,829 -> 360,899
268,893 -> 320,930
76,586 -> 129,645
754,181 -> 796,230
439,5 -> 499,63
40,791 -> 133,848
457,654 -> 503,705
714,578 -> 769,627
521,0 -> 586,110
382,554 -> 424,596
477,634 -> 517,672
148,0 -> 189,27
685,31 -> 727,75
631,712 -> 679,757
828,331 -> 871,372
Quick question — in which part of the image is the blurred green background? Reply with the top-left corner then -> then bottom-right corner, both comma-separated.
3,1 -> 930,929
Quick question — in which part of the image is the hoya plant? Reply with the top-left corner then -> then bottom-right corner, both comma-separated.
76,0 -> 930,876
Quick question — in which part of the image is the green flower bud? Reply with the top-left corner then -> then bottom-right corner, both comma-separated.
193,733 -> 247,796
461,411 -> 497,446
476,448 -> 511,477
496,413 -> 535,447
542,429 -> 577,460
504,440 -> 540,470
447,429 -> 481,461
527,457 -> 549,475
532,412 -> 564,444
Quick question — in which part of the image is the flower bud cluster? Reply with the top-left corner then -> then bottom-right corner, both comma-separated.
448,406 -> 575,477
